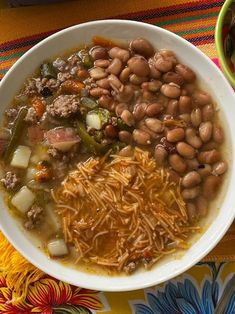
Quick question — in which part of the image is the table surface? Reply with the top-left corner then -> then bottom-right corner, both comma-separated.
0,1 -> 235,313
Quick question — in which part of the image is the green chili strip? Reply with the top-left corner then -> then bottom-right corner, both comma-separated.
80,97 -> 98,109
4,107 -> 28,163
40,63 -> 57,79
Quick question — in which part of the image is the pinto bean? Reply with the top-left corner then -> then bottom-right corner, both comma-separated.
142,90 -> 155,101
166,128 -> 185,142
154,54 -> 173,72
166,100 -> 178,117
107,58 -> 123,75
186,158 -> 199,171
119,67 -> 131,83
182,186 -> 200,200
160,83 -> 181,98
146,103 -> 164,117
121,110 -> 135,126
94,59 -> 110,68
118,131 -> 133,144
108,74 -> 123,92
145,118 -> 164,133
182,171 -> 201,188
191,108 -> 202,127
109,47 -> 130,63
104,125 -> 118,138
149,63 -> 161,79
185,128 -> 202,149
212,161 -> 228,176
90,46 -> 108,60
197,164 -> 212,177
116,85 -> 134,102
192,91 -> 212,106
90,87 -> 109,97
187,203 -> 197,222
198,149 -> 221,164
168,170 -> 181,183
199,122 -> 213,143
159,49 -> 177,64
133,103 -> 147,121
154,145 -> 168,166
115,103 -> 128,116
176,142 -> 195,159
179,114 -> 191,123
128,56 -> 150,77
142,80 -> 162,92
138,122 -> 159,139
178,96 -> 191,113
169,154 -> 187,173
213,124 -> 224,144
202,104 -> 214,121
119,145 -> 133,157
96,78 -> 110,89
175,64 -> 196,82
89,67 -> 108,80
162,72 -> 184,85
129,74 -> 148,85
130,38 -> 154,58
202,141 -> 219,151
98,95 -> 113,109
196,196 -> 208,217
133,129 -> 151,145
202,175 -> 221,200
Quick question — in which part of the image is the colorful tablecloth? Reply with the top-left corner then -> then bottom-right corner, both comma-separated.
0,0 -> 235,313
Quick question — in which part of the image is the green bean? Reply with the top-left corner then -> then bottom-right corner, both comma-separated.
76,121 -> 106,155
4,107 -> 28,163
40,63 -> 57,79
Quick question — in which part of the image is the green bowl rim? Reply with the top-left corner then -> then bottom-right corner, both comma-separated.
215,0 -> 235,86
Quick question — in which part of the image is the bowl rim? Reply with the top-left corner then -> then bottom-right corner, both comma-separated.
215,0 -> 235,86
0,19 -> 235,291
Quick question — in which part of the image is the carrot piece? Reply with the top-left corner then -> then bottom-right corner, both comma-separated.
35,161 -> 52,182
30,95 -> 45,118
58,79 -> 85,95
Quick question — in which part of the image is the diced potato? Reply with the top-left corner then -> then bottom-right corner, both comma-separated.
47,238 -> 68,257
11,145 -> 31,169
11,186 -> 35,213
86,112 -> 102,130
46,203 -> 61,231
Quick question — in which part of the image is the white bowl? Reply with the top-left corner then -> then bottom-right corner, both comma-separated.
0,20 -> 235,291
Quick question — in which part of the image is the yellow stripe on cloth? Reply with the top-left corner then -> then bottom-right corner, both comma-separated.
0,0 -> 204,43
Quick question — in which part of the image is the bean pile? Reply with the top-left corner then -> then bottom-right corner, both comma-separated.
87,38 -> 227,222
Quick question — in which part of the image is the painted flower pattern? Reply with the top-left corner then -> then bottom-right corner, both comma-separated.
132,263 -> 235,314
0,275 -> 103,314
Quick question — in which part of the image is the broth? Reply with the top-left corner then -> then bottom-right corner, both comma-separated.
0,37 -> 228,274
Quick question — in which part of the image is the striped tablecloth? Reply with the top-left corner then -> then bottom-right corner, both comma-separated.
0,1 -> 235,313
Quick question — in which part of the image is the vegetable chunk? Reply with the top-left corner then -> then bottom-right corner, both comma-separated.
47,238 -> 68,257
11,186 -> 35,213
10,145 -> 31,169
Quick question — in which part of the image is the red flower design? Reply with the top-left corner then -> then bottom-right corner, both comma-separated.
0,274 -> 103,314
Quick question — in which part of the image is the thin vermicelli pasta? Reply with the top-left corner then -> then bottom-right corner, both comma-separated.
52,148 -> 199,273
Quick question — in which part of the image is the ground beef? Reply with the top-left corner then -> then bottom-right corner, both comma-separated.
46,95 -> 80,118
57,72 -> 72,82
24,107 -> 37,123
5,108 -> 18,120
24,205 -> 44,230
48,145 -> 78,162
24,77 -> 59,96
123,262 -> 136,274
1,172 -> 20,190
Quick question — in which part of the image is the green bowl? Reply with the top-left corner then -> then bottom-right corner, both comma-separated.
215,0 -> 235,86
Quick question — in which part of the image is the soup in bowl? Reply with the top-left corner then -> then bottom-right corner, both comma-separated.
0,20 -> 234,291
